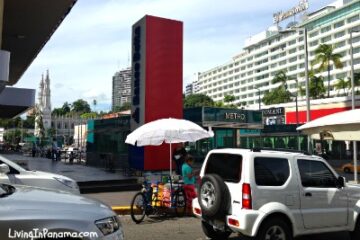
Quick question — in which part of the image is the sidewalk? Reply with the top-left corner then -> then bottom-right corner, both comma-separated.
1,153 -> 134,182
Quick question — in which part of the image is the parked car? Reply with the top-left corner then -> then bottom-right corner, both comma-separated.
192,148 -> 360,240
0,155 -> 79,194
342,161 -> 360,173
0,183 -> 124,240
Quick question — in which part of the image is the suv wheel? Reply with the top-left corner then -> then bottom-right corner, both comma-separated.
256,218 -> 292,240
201,221 -> 231,240
198,174 -> 230,218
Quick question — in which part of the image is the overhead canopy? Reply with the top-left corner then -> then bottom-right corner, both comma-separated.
2,0 -> 77,85
297,109 -> 360,141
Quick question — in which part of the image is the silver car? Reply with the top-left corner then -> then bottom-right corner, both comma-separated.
0,183 -> 124,240
0,155 -> 79,194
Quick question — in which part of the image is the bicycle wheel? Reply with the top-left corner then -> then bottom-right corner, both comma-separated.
174,189 -> 186,217
130,192 -> 146,224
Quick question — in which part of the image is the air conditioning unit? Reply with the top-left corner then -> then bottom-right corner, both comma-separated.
0,50 -> 10,92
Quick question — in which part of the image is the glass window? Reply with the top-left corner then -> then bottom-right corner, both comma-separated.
335,31 -> 345,39
321,25 -> 331,33
254,157 -> 290,186
347,15 -> 359,23
205,153 -> 242,183
334,20 -> 344,29
297,159 -> 337,188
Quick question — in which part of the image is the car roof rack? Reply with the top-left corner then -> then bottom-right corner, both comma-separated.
251,147 -> 310,155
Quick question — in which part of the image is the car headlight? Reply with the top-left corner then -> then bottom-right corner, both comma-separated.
54,177 -> 78,189
95,216 -> 121,236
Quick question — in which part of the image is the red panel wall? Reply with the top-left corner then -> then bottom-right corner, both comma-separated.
143,16 -> 183,171
286,107 -> 352,124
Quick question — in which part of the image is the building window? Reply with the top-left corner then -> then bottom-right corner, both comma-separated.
309,40 -> 318,47
288,40 -> 296,46
321,36 -> 331,43
309,31 -> 319,38
335,41 -> 346,49
334,20 -> 344,29
321,25 -> 331,33
347,15 -> 359,23
334,31 -> 345,39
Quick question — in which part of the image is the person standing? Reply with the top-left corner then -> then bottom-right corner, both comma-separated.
172,144 -> 187,175
182,155 -> 198,213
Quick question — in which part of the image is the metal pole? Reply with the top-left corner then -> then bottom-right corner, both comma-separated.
304,28 -> 312,154
350,30 -> 358,182
257,88 -> 261,110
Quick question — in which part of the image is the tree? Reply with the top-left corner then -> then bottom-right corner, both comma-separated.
183,94 -> 214,108
52,102 -> 71,116
224,95 -> 236,104
262,70 -> 293,105
299,70 -> 326,99
71,99 -> 91,113
334,77 -> 350,96
262,87 -> 292,105
80,112 -> 98,119
313,44 -> 343,98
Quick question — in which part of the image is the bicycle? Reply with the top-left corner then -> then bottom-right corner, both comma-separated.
130,175 -> 187,224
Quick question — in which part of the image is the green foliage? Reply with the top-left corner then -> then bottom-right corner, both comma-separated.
262,70 -> 294,105
262,87 -> 292,105
184,94 -> 215,108
298,70 -> 326,99
334,78 -> 350,96
113,102 -> 131,112
52,102 -> 71,116
224,95 -> 236,103
80,112 -> 98,119
71,99 -> 91,113
313,44 -> 343,97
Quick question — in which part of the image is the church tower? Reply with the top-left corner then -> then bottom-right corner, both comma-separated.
42,70 -> 52,130
34,70 -> 52,137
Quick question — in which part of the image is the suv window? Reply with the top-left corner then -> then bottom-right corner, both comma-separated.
254,157 -> 290,186
298,159 -> 337,188
205,153 -> 242,182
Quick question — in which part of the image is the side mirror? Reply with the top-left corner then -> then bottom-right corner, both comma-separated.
0,163 -> 10,174
337,176 -> 345,188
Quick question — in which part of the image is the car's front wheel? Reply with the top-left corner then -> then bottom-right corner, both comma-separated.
256,217 -> 292,240
201,221 -> 231,240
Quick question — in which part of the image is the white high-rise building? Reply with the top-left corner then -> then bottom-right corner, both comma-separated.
195,0 -> 360,108
112,67 -> 132,111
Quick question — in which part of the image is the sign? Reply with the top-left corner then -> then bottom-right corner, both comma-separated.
262,107 -> 285,117
273,0 -> 309,24
225,112 -> 246,121
131,26 -> 141,125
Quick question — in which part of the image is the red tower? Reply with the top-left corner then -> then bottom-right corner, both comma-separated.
130,15 -> 183,171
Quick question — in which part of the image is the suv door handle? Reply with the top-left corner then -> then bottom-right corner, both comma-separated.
304,192 -> 312,197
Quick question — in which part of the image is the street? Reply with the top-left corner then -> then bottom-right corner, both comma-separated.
120,215 -> 350,240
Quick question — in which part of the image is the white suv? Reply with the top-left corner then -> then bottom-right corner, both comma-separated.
192,148 -> 360,240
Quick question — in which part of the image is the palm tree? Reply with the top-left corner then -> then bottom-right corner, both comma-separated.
313,44 -> 343,98
334,77 -> 350,96
272,70 -> 290,86
299,69 -> 326,99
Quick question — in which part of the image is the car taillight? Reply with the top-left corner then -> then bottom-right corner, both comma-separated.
194,207 -> 202,215
242,183 -> 252,209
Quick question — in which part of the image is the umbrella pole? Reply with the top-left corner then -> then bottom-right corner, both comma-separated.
169,142 -> 172,204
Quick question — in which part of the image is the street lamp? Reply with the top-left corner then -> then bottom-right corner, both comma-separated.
279,27 -> 311,152
350,28 -> 359,182
255,88 -> 261,110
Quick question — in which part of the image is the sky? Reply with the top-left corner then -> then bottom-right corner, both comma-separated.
16,0 -> 334,112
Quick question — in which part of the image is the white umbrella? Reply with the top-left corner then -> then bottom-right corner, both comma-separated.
125,118 -> 214,176
297,109 -> 360,141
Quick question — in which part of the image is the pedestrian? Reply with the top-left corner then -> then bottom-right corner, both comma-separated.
181,154 -> 198,213
172,143 -> 187,175
32,143 -> 36,158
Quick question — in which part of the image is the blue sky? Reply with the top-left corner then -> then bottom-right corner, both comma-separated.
16,0 -> 334,112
